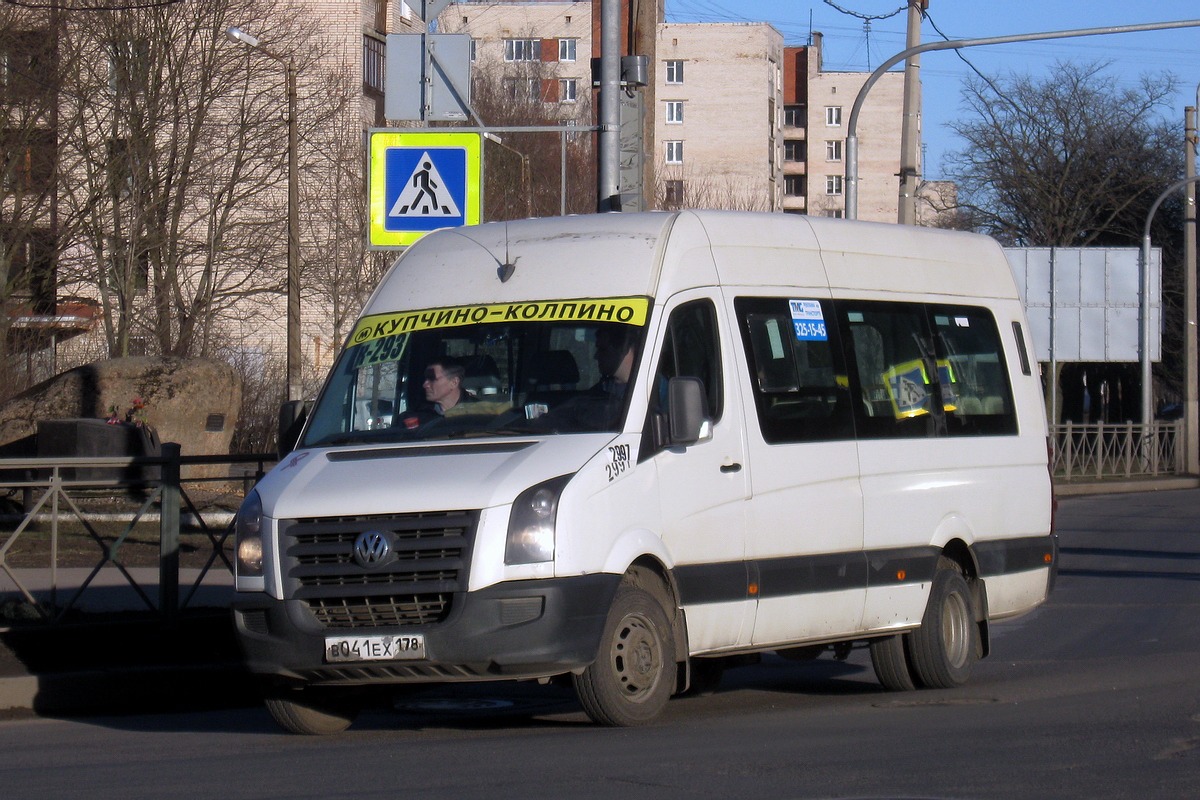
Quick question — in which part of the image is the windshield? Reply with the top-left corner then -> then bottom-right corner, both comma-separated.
301,297 -> 651,448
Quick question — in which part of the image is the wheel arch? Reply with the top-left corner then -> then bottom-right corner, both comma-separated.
624,557 -> 689,679
939,537 -> 991,659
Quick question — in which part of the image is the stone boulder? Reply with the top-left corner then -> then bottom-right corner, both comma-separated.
0,356 -> 242,460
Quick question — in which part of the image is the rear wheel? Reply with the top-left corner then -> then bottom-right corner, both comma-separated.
869,633 -> 916,691
264,689 -> 359,735
907,559 -> 979,689
573,580 -> 675,726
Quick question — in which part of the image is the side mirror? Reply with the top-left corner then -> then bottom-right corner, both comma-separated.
667,376 -> 713,446
278,400 -> 308,457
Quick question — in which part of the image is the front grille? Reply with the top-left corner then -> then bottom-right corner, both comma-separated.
280,510 -> 475,630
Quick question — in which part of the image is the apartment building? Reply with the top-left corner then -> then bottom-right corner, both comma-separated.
656,23 -> 783,211
783,34 -> 907,220
437,0 -> 594,118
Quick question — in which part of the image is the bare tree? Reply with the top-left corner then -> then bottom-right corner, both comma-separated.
945,60 -> 1189,421
651,165 -> 773,212
469,60 -> 595,220
52,0 -> 332,359
944,61 -> 1182,247
300,63 -> 391,379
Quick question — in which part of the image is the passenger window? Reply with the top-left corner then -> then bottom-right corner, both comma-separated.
735,297 -> 854,443
653,300 -> 723,421
840,302 -> 943,439
932,307 -> 1018,436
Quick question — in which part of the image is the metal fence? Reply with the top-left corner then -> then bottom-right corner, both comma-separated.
0,425 -> 1184,625
0,444 -> 273,625
1051,420 -> 1183,481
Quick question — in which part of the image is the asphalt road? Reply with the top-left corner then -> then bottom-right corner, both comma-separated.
1,489 -> 1197,800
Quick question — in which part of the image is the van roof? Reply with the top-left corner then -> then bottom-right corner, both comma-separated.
362,211 -> 1016,317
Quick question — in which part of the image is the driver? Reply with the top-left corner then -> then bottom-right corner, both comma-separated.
398,358 -> 474,430
422,359 -> 470,415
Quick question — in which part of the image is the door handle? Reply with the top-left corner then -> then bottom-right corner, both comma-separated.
720,462 -> 743,473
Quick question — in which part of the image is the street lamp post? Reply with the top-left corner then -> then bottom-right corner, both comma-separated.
483,132 -> 533,218
845,18 -> 1200,220
226,26 -> 302,403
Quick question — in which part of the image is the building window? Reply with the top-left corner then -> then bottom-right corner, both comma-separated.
559,38 -> 577,62
503,77 -> 538,101
108,38 -> 150,94
665,140 -> 684,164
826,209 -> 844,218
504,38 -> 541,62
784,140 -> 805,162
826,140 -> 843,162
3,128 -> 55,193
665,179 -> 684,207
363,35 -> 385,94
665,100 -> 683,124
784,104 -> 804,127
826,175 -> 844,195
560,78 -> 577,103
1,31 -> 50,102
665,59 -> 683,84
784,176 -> 805,197
825,106 -> 842,126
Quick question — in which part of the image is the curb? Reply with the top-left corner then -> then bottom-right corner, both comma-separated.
1054,476 -> 1200,496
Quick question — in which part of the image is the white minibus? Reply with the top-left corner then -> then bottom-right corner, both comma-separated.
233,211 -> 1056,734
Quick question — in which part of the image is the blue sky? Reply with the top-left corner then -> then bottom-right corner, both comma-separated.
665,1 -> 1200,180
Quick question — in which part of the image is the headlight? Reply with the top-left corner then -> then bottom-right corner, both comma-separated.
505,475 -> 572,565
235,489 -> 264,578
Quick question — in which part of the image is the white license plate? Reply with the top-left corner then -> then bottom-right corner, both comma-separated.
324,634 -> 426,663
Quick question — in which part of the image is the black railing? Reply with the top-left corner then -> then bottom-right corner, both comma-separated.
0,445 -> 273,625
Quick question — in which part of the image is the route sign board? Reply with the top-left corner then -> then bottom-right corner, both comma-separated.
367,130 -> 481,248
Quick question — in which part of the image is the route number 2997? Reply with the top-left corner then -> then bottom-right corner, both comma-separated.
606,444 -> 631,482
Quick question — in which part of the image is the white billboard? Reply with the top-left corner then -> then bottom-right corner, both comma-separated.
1005,247 -> 1161,363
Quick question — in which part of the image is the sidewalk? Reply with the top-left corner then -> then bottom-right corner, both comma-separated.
0,568 -> 257,715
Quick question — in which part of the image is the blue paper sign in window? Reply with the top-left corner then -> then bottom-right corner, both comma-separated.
789,299 -> 828,341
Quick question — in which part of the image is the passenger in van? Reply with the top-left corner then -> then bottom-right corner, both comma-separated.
590,325 -> 639,426
594,326 -> 637,395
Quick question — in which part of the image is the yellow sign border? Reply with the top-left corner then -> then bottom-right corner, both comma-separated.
368,130 -> 482,249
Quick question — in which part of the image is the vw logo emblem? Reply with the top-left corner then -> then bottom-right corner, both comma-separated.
353,530 -> 391,567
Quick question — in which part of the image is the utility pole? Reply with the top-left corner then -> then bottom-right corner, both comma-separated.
597,0 -> 620,211
1185,104 -> 1198,474
896,0 -> 925,225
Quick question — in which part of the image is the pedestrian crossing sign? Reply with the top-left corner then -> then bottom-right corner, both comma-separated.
368,130 -> 481,248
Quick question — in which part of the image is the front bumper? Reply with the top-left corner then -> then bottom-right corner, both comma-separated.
233,574 -> 621,686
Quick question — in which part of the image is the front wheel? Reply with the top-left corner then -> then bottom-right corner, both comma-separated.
572,582 -> 676,726
264,689 -> 359,735
906,559 -> 979,689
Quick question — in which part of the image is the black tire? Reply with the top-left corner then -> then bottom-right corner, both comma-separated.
264,690 -> 358,735
870,633 -> 916,691
572,582 -> 675,726
906,559 -> 979,689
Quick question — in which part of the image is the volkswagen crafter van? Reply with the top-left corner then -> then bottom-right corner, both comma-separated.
233,211 -> 1056,734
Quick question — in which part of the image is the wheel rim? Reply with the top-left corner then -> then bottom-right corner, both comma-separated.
941,590 -> 972,669
610,611 -> 664,701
